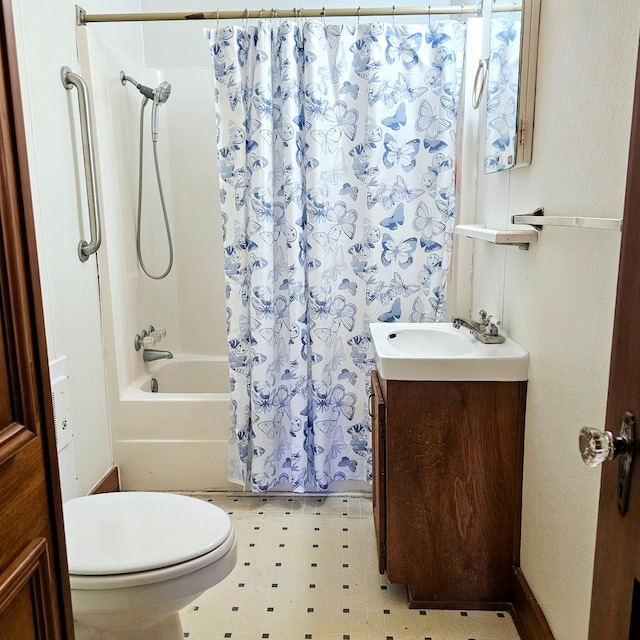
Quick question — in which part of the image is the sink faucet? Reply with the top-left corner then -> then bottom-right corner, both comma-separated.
143,349 -> 174,362
451,310 -> 505,344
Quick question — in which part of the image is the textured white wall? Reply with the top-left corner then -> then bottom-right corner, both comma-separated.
472,2 -> 640,638
9,0 -> 123,495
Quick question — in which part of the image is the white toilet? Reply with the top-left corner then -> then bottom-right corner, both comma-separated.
63,491 -> 237,640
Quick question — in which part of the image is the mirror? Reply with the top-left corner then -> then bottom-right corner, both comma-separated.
484,0 -> 541,174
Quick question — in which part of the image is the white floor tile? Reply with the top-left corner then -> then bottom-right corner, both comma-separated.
180,495 -> 521,640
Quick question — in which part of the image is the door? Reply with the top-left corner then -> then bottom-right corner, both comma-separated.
588,38 -> 640,638
0,1 -> 73,638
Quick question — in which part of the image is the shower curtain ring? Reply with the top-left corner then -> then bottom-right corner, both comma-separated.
357,6 -> 361,27
243,8 -> 249,29
216,9 -> 219,29
428,5 -> 431,28
391,5 -> 395,27
321,6 -> 326,25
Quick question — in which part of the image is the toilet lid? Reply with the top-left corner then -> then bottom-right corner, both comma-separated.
64,492 -> 233,575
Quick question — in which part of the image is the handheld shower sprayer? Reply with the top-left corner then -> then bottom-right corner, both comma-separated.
120,71 -> 171,103
120,72 -> 172,141
151,82 -> 171,141
120,70 -> 174,280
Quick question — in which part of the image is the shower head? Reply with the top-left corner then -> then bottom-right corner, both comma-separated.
121,71 -> 172,142
120,71 -> 172,105
154,81 -> 172,105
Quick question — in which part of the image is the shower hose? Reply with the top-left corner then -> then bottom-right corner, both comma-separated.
135,98 -> 174,279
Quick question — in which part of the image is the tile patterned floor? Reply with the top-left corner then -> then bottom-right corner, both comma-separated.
180,494 -> 521,640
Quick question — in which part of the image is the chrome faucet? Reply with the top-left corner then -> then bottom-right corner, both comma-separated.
451,310 -> 505,344
143,349 -> 174,362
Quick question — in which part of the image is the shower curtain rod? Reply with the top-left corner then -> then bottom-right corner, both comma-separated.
76,3 -> 521,24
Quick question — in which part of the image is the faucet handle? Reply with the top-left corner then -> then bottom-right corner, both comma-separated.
141,335 -> 157,348
484,316 -> 502,337
477,310 -> 501,328
150,328 -> 166,341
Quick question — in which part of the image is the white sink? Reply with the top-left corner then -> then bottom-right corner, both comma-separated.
370,322 -> 529,381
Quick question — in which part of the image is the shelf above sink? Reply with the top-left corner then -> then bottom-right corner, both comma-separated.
454,224 -> 538,248
370,322 -> 529,382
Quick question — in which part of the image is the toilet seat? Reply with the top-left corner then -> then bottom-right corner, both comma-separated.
64,492 -> 235,589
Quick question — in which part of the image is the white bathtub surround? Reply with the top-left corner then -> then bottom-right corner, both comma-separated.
74,24 -> 233,492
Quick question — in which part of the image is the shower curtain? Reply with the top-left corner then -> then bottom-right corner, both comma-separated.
206,18 -> 466,492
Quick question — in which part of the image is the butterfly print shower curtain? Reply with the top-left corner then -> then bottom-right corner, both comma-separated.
206,18 -> 466,491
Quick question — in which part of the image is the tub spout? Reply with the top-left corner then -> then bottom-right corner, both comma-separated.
143,349 -> 174,362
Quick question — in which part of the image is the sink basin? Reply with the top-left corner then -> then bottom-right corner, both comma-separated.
370,322 -> 529,381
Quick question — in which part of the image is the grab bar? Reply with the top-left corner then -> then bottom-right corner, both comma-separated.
61,66 -> 101,262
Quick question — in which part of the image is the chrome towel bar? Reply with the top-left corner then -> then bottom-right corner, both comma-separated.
512,208 -> 622,232
61,66 -> 102,262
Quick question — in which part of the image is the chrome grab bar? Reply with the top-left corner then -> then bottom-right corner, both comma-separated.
61,66 -> 101,262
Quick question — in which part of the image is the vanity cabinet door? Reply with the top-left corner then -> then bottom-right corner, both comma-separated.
370,369 -> 386,573
380,377 -> 526,607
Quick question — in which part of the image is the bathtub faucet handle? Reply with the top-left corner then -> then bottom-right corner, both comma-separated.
135,326 -> 167,351
134,329 -> 156,350
150,328 -> 166,341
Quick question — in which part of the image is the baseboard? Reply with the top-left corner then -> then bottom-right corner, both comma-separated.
88,465 -> 120,494
511,567 -> 555,640
408,599 -> 512,610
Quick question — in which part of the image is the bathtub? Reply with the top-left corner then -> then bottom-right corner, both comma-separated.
111,357 -> 237,492
141,358 -> 227,394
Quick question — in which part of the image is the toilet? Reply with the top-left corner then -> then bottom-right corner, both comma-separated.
63,491 -> 237,640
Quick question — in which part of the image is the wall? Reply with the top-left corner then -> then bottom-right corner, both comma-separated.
471,2 -> 640,639
9,0 -> 123,496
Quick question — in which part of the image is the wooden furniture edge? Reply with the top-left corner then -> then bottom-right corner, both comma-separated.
89,466 -> 120,494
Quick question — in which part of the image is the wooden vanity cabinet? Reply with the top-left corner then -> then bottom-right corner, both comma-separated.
370,369 -> 527,608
